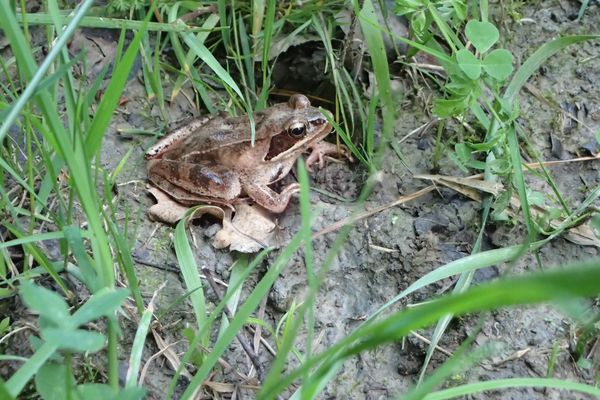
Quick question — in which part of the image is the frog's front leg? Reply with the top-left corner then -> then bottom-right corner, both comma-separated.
242,179 -> 300,213
305,141 -> 352,170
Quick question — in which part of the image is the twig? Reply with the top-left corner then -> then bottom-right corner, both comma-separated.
312,185 -> 436,239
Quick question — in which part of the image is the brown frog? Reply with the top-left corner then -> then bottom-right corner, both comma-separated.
145,94 -> 343,218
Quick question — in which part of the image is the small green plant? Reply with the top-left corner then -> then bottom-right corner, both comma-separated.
390,0 -> 600,388
4,282 -> 137,398
394,0 -> 467,42
108,0 -> 146,14
434,19 -> 514,119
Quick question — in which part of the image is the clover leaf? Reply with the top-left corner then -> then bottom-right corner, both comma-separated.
482,49 -> 514,81
456,49 -> 481,79
465,20 -> 499,53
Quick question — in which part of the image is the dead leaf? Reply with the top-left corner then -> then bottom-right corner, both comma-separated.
213,203 -> 280,252
416,174 -> 600,248
563,223 -> 600,248
147,187 -> 191,225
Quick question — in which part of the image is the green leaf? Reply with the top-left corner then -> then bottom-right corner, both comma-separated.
0,317 -> 10,335
527,191 -> 545,207
76,384 -> 115,400
7,341 -> 59,397
42,328 -> 105,352
455,143 -> 472,162
465,20 -> 499,53
85,13 -> 151,159
35,363 -> 75,400
0,379 -> 15,400
180,32 -> 243,101
447,151 -> 470,173
423,378 -> 600,399
114,387 -> 147,400
456,49 -> 481,79
64,226 -> 99,292
482,49 -> 514,81
491,190 -> 512,220
70,288 -> 129,328
411,10 -> 427,40
174,213 -> 208,344
76,384 -> 146,400
433,97 -> 469,117
20,282 -> 70,327
451,1 -> 467,20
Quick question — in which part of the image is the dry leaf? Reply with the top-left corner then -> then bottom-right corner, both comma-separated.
147,186 -> 191,225
213,203 -> 279,252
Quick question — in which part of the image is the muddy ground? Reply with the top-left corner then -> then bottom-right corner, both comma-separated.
2,0 -> 600,399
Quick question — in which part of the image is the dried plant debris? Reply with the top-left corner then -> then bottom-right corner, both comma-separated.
147,187 -> 280,252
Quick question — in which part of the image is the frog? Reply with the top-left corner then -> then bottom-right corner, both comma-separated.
145,94 -> 345,221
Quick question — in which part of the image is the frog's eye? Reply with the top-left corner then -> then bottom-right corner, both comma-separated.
287,122 -> 307,138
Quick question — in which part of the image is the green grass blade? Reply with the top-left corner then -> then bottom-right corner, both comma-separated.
366,244 -> 525,322
507,126 -> 535,242
6,341 -> 58,398
168,11 -> 219,112
217,256 -> 246,340
358,0 -> 396,158
504,35 -> 599,104
405,325 -> 492,400
167,249 -> 273,396
179,235 -> 304,399
425,2 -> 463,52
0,0 -> 94,143
105,217 -> 144,313
64,225 -> 100,292
15,12 -> 213,32
0,52 -> 85,122
180,30 -> 254,136
258,0 -> 277,107
298,160 -> 316,394
174,213 -> 208,342
48,0 -> 78,134
126,300 -> 154,388
261,258 -> 600,397
85,8 -> 153,158
180,31 -> 244,101
217,0 -> 230,51
423,378 -> 600,399
260,160 -> 317,396
418,196 -> 493,383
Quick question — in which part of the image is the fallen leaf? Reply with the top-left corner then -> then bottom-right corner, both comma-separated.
147,187 -> 191,225
213,203 -> 280,252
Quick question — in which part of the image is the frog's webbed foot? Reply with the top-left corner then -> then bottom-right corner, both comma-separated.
305,141 -> 353,171
244,183 -> 300,213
